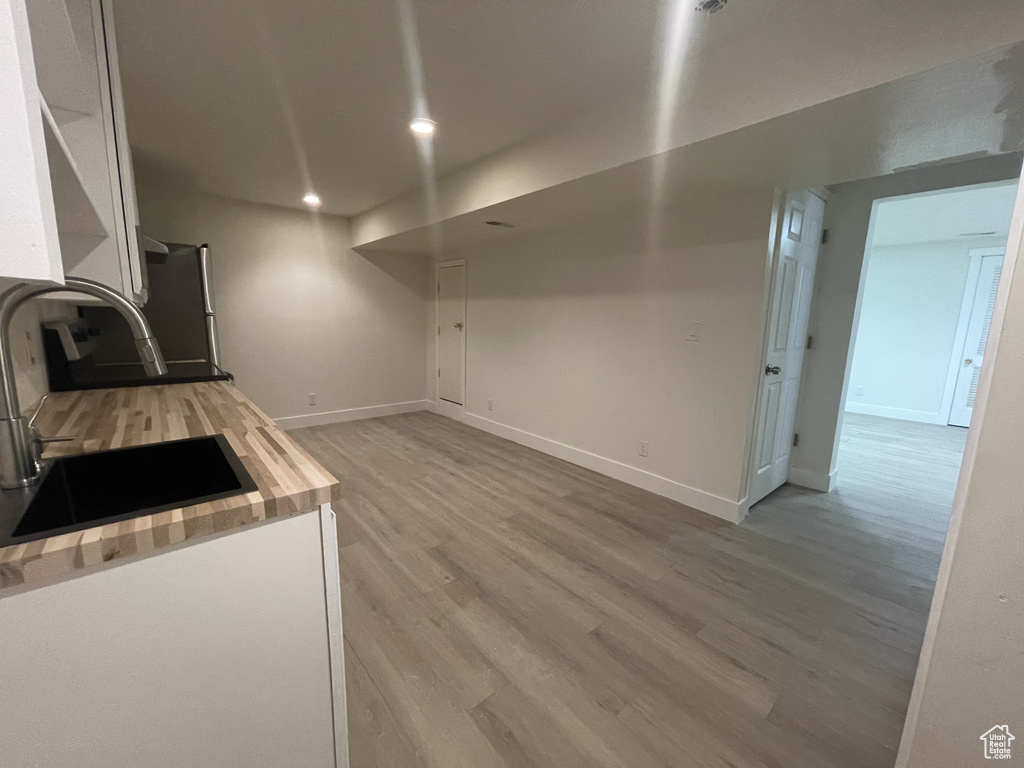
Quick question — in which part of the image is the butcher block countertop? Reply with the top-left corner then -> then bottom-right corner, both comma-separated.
0,381 -> 338,592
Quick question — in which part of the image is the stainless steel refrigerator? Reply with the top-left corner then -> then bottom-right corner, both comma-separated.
43,243 -> 231,391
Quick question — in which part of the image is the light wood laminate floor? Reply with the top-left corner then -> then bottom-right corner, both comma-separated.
290,411 -> 967,768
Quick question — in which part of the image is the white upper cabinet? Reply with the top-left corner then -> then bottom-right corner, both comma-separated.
0,0 -> 145,304
0,0 -> 64,284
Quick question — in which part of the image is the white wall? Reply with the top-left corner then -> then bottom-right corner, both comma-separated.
431,188 -> 778,521
896,167 -> 1024,768
135,185 -> 429,424
845,239 -> 1005,424
0,290 -> 49,413
0,279 -> 77,415
791,154 -> 1022,491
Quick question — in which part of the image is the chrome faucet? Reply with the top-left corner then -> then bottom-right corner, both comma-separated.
0,277 -> 168,489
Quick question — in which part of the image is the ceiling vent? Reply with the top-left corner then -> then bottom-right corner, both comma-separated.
695,0 -> 727,13
484,220 -> 516,228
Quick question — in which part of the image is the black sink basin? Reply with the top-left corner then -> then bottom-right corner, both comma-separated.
1,435 -> 258,546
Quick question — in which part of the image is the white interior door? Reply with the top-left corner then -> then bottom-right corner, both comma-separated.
948,251 -> 1004,427
437,263 -> 465,405
748,190 -> 825,507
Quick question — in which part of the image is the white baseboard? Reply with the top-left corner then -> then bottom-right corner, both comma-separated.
461,412 -> 744,524
788,465 -> 837,493
844,402 -> 948,425
275,400 -> 430,430
435,398 -> 464,420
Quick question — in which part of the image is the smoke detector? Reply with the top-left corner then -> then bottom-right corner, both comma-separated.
695,0 -> 727,12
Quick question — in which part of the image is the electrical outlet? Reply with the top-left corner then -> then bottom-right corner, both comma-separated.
487,399 -> 493,411
308,393 -> 317,406
855,385 -> 866,397
639,440 -> 649,458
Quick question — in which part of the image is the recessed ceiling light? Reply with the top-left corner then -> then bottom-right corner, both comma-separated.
695,0 -> 727,12
303,193 -> 321,207
410,118 -> 437,135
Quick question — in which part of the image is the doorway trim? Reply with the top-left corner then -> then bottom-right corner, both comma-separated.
434,259 -> 467,421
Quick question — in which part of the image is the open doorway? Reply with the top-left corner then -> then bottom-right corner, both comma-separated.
836,180 -> 1019,508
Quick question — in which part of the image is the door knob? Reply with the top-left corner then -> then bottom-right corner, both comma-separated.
765,365 -> 781,375
454,322 -> 464,329
964,358 -> 973,365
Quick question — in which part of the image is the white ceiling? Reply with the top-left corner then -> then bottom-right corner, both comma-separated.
870,182 -> 1019,248
113,0 -> 1024,220
114,0 -> 666,215
357,43 -> 1024,253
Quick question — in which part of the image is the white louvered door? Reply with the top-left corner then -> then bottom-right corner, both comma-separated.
949,252 -> 1004,427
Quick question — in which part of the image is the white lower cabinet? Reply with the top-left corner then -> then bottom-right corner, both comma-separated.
0,505 -> 349,768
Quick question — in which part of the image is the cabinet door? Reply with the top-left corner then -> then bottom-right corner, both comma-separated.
96,0 -> 145,303
46,0 -> 143,303
19,0 -> 145,304
0,511 -> 340,768
0,0 -> 64,283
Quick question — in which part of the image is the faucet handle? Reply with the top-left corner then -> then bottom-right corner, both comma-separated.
27,396 -> 75,445
28,424 -> 76,468
27,394 -> 48,428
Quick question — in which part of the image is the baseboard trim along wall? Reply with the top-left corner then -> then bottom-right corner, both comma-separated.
461,411 -> 746,524
788,465 -> 838,493
278,399 -> 745,523
275,400 -> 430,430
844,402 -> 949,425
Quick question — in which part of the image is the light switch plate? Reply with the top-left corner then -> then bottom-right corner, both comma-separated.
686,321 -> 702,342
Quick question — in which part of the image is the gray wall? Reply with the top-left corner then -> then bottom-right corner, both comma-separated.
136,184 -> 430,422
845,237 -> 1006,423
430,187 -> 779,521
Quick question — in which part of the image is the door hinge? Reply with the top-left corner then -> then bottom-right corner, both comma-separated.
806,335 -> 813,350
438,367 -> 441,377
821,229 -> 828,244
793,433 -> 800,447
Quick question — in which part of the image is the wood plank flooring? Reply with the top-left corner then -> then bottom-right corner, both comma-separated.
289,411 -> 967,768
